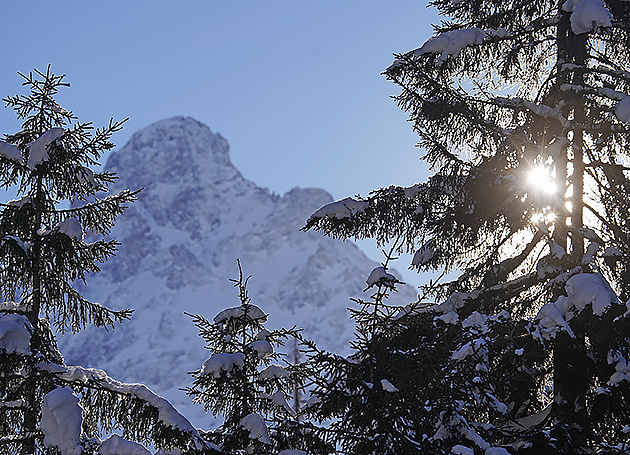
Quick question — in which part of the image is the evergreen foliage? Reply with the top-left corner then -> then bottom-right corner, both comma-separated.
304,1 -> 630,453
186,261 -> 333,455
301,249 -> 455,454
0,67 -> 209,455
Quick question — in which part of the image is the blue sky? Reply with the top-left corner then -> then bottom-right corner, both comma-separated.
1,1 -> 440,284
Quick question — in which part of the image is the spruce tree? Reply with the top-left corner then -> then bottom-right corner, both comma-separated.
305,1 -> 630,453
300,249 -> 453,454
186,261 -> 333,455
0,67 -> 208,454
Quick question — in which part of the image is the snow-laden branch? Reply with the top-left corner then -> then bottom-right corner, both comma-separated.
412,27 -> 512,62
38,363 -> 197,433
495,96 -> 568,125
0,301 -> 29,314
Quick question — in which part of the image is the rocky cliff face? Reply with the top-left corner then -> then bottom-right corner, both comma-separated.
59,117 -> 417,428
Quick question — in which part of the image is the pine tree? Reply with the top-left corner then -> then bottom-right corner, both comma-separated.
304,1 -> 630,453
0,67 -> 209,455
186,261 -> 333,455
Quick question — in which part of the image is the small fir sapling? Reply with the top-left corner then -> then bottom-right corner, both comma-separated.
186,261 -> 333,455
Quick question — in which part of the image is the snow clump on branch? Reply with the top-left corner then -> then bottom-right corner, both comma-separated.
562,0 -> 612,35
0,141 -> 23,163
39,363 -> 196,433
615,96 -> 630,123
258,364 -> 290,379
40,388 -> 84,455
533,272 -> 620,340
608,351 -> 630,386
307,197 -> 369,221
413,28 -> 511,61
0,313 -> 31,355
57,218 -> 84,241
365,266 -> 399,289
381,379 -> 399,392
27,127 -> 64,170
411,239 -> 435,267
248,339 -> 274,359
213,305 -> 267,325
239,412 -> 271,444
98,434 -> 151,455
201,352 -> 245,378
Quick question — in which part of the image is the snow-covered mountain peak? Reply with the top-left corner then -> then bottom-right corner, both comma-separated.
61,117 -> 418,428
106,116 -> 240,191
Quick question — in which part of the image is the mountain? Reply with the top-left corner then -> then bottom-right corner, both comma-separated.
58,116 -> 418,428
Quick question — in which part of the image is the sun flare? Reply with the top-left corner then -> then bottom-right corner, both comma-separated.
528,166 -> 556,194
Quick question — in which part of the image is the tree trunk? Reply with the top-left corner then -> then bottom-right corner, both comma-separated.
22,173 -> 44,455
552,3 -> 591,450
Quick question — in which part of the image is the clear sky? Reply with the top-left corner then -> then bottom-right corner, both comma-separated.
1,1 -> 440,286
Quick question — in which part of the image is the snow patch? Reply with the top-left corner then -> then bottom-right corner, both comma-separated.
403,183 -> 423,199
486,393 -> 508,414
53,103 -> 69,115
485,448 -> 511,455
270,390 -> 295,415
462,311 -> 488,331
534,273 -> 619,339
436,311 -> 459,325
534,300 -> 573,340
434,411 -> 490,450
582,242 -> 600,264
607,351 -> 630,386
603,246 -> 623,257
76,166 -> 99,189
6,196 -> 31,208
438,291 -> 479,313
550,242 -> 566,259
412,239 -> 435,267
453,339 -> 487,361
255,328 -> 271,340
1,235 -> 29,253
566,272 -> 618,316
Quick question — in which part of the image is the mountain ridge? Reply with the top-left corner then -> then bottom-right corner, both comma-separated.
60,116 -> 417,428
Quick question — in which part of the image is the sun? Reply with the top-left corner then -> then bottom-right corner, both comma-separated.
527,166 -> 556,194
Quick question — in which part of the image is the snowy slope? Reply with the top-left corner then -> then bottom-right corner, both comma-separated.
58,117 -> 417,428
